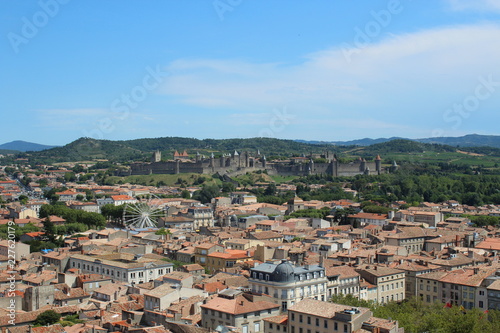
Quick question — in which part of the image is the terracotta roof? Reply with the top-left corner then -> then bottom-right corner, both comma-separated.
289,298 -> 370,318
201,294 -> 279,315
111,195 -> 134,201
263,314 -> 288,324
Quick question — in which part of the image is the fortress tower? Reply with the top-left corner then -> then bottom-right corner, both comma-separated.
151,150 -> 161,163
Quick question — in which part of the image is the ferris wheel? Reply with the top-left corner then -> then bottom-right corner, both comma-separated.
122,194 -> 165,228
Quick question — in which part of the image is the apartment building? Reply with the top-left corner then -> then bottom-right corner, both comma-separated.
356,266 -> 406,304
287,298 -> 400,333
68,253 -> 173,284
249,260 -> 327,311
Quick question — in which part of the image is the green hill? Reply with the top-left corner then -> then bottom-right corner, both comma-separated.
28,137 -> 342,163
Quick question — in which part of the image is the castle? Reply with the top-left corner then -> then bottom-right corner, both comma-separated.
126,150 -> 393,177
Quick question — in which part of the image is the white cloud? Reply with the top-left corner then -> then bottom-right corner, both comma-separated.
158,23 -> 500,140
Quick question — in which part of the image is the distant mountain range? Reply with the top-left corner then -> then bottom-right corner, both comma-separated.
0,140 -> 58,152
298,134 -> 500,148
3,134 -> 500,162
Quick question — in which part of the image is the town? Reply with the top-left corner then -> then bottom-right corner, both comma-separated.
2,146 -> 500,333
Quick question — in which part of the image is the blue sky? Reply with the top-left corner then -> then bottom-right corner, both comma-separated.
1,0 -> 500,146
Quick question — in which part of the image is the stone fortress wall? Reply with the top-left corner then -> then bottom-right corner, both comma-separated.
125,150 -> 394,177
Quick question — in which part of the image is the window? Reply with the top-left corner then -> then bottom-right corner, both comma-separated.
242,325 -> 248,333
343,324 -> 348,333
334,322 -> 338,331
269,324 -> 273,329
315,318 -> 319,326
291,313 -> 295,321
479,290 -> 485,296
254,311 -> 260,317
479,301 -> 484,308
226,314 -> 230,320
324,320 -> 328,328
307,316 -> 311,325
299,315 -> 303,323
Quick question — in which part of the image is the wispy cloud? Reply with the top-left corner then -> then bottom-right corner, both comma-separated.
446,0 -> 500,12
158,23 -> 500,139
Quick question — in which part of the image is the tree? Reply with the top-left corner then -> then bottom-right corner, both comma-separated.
18,195 -> 28,205
43,217 -> 56,242
34,310 -> 61,326
264,183 -> 277,196
181,190 -> 191,199
193,184 -> 220,203
155,228 -> 171,235
221,182 -> 236,193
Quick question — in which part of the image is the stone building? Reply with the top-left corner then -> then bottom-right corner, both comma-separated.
201,289 -> 280,333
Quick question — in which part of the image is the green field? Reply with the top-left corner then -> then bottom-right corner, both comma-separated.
269,174 -> 299,183
370,151 -> 500,168
106,173 -> 222,187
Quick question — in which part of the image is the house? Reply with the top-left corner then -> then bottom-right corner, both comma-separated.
19,231 -> 45,242
201,290 -> 280,333
247,231 -> 284,243
144,283 -> 207,325
355,265 -> 406,304
180,263 -> 205,276
54,285 -> 90,306
56,189 -> 85,202
111,195 -> 137,206
194,243 -> 225,267
0,240 -> 30,261
325,265 -> 361,299
288,298 -> 400,333
206,249 -> 252,273
348,213 -> 389,227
